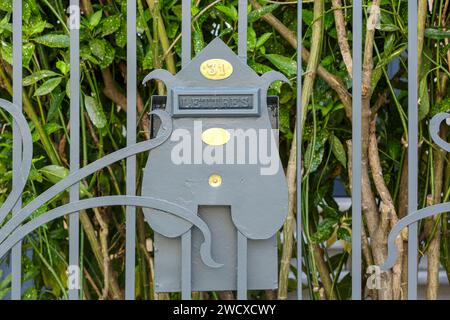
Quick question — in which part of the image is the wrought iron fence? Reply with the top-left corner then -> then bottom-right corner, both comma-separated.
0,0 -> 449,301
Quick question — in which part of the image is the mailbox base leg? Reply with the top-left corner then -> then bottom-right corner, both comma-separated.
237,231 -> 247,300
181,231 -> 192,300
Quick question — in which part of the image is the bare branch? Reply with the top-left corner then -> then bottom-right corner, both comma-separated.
331,0 -> 353,77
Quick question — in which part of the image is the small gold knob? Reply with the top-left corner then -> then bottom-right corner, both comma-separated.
208,174 -> 222,187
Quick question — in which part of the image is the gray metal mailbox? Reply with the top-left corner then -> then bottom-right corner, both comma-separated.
141,38 -> 289,294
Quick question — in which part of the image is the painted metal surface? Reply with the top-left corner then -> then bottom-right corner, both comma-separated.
69,0 -> 80,301
141,38 -> 288,296
407,0 -> 419,300
11,0 -> 23,300
352,0 -> 362,300
125,0 -> 138,301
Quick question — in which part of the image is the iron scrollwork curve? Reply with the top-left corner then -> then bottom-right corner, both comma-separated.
381,112 -> 450,271
0,99 -> 33,223
0,102 -> 221,268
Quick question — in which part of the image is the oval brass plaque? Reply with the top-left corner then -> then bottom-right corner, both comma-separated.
201,128 -> 231,146
200,59 -> 233,80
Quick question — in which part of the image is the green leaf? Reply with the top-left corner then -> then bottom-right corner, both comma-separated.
0,274 -> 12,300
337,227 -> 352,243
375,44 -> 407,69
302,9 -> 313,25
90,39 -> 106,58
337,273 -> 352,299
84,95 -> 107,129
32,123 -> 62,142
100,14 -> 122,37
22,287 -> 38,300
47,91 -> 66,122
383,33 -> 396,53
89,10 -> 103,28
193,27 -> 205,55
115,20 -> 127,48
56,60 -> 70,75
28,167 -> 43,183
143,47 -> 154,70
321,55 -> 334,67
330,135 -> 347,168
265,54 -> 297,77
99,41 -> 115,67
34,77 -> 62,96
23,19 -> 47,36
378,24 -> 399,32
0,15 -> 11,35
431,97 -> 450,117
166,22 -> 179,39
89,39 -> 115,68
0,42 -> 34,67
256,32 -> 272,48
278,105 -> 292,139
247,27 -> 257,51
23,70 -> 59,86
311,218 -> 338,243
304,129 -> 329,173
66,79 -> 70,98
418,76 -> 430,120
0,42 -> 12,64
248,4 -> 279,23
38,164 -> 89,197
324,11 -> 334,30
304,141 -> 323,173
248,61 -> 273,74
372,44 -> 407,88
22,43 -> 35,68
33,34 -> 69,48
0,0 -> 12,12
216,5 -> 238,21
424,28 -> 450,39
39,165 -> 69,184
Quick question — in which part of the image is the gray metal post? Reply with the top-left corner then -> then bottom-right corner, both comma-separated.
181,0 -> 193,300
351,0 -> 362,300
125,0 -> 138,300
296,0 -> 303,301
11,0 -> 23,300
69,0 -> 81,301
407,0 -> 419,300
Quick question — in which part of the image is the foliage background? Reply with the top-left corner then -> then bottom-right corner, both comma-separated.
0,0 -> 449,299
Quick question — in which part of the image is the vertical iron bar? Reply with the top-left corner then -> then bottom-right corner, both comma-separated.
11,0 -> 23,300
238,0 -> 247,62
182,0 -> 191,67
237,231 -> 247,300
407,0 -> 418,300
237,0 -> 248,299
351,0 -> 362,300
181,0 -> 192,300
69,0 -> 80,301
296,0 -> 303,301
125,0 -> 137,300
181,232 -> 192,299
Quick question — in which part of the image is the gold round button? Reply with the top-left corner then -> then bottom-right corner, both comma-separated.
208,174 -> 222,187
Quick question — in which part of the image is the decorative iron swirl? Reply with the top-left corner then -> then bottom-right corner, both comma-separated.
0,105 -> 221,268
381,112 -> 449,271
0,99 -> 33,223
0,196 -> 222,268
430,112 -> 450,152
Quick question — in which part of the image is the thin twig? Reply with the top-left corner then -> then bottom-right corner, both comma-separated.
331,0 -> 353,77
